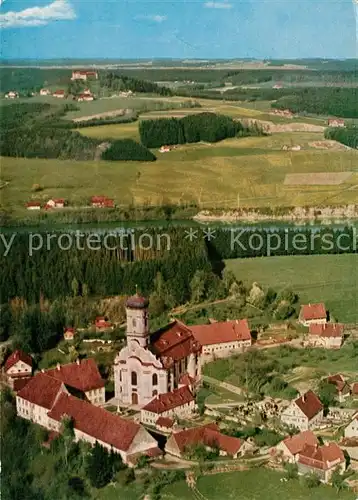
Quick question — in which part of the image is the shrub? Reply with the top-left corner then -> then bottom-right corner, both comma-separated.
101,139 -> 156,162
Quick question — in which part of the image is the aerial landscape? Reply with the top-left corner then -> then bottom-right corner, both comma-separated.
0,0 -> 357,499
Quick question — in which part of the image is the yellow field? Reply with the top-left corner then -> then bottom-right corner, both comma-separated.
2,132 -> 358,214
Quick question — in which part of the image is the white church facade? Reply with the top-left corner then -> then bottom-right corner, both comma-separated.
114,293 -> 252,407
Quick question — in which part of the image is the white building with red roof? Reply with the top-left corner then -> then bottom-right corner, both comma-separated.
71,70 -> 98,81
299,303 -> 327,326
26,201 -> 41,210
140,385 -> 196,426
64,327 -> 76,341
281,390 -> 324,431
275,430 -> 319,463
16,372 -> 158,465
4,350 -> 33,390
44,198 -> 65,209
297,442 -> 346,483
345,414 -> 358,439
307,323 -> 344,349
114,293 -> 252,407
328,118 -> 345,128
323,374 -> 351,402
165,423 -> 249,459
53,90 -> 65,98
45,358 -> 105,406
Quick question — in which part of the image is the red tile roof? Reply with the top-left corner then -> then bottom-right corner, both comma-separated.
13,377 -> 32,392
325,374 -> 349,393
17,372 -> 65,409
191,319 -> 251,346
45,359 -> 105,392
26,201 -> 41,208
48,393 -> 140,452
142,386 -> 194,414
351,383 -> 358,395
300,303 -> 326,321
282,430 -> 319,455
151,321 -> 201,368
53,90 -> 65,95
294,390 -> 323,420
95,317 -> 112,329
179,373 -> 196,386
298,442 -> 344,470
309,323 -> 344,338
4,350 -> 33,372
156,417 -> 174,428
171,424 -> 243,456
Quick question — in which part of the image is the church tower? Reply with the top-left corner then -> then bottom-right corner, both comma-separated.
125,292 -> 150,348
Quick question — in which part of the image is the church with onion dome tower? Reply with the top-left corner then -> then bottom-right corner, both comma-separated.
114,292 -> 252,407
114,292 -> 202,407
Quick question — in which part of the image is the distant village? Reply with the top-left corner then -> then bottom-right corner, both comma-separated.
2,292 -> 358,491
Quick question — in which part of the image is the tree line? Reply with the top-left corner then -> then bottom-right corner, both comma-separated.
100,71 -> 172,96
325,126 -> 358,149
139,112 -> 264,148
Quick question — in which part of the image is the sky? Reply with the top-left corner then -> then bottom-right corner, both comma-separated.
0,0 -> 357,60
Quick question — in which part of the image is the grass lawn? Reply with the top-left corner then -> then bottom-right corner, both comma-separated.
2,130 -> 358,216
225,254 -> 358,323
77,121 -> 140,141
163,469 -> 355,499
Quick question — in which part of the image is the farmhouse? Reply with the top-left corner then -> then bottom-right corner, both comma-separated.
16,373 -> 158,465
77,93 -> 95,102
299,303 -> 327,326
114,294 -> 252,407
64,327 -> 76,341
275,430 -> 319,463
26,201 -> 41,210
71,70 -> 98,81
140,385 -> 196,426
307,323 -> 344,349
4,350 -> 33,390
324,374 -> 351,402
190,319 -> 252,362
40,89 -> 51,96
53,90 -> 65,99
280,390 -> 324,431
45,359 -> 105,406
44,198 -> 65,209
5,91 -> 19,99
328,119 -> 345,128
156,416 -> 175,432
297,442 -> 346,483
95,316 -> 113,332
345,414 -> 358,439
165,423 -> 248,459
91,196 -> 115,208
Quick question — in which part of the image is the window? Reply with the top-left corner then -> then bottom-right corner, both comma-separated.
131,371 -> 137,386
152,374 -> 158,386
132,318 -> 136,328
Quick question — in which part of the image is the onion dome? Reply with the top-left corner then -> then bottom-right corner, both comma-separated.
126,292 -> 149,309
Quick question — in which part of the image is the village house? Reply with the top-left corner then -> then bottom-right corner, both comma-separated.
328,119 -> 345,128
299,303 -> 327,327
297,442 -> 346,483
159,146 -> 172,153
64,327 -> 76,341
281,390 -> 324,431
307,323 -> 344,349
165,423 -> 249,459
275,430 -> 319,463
26,201 -> 41,210
324,374 -> 351,403
91,196 -> 115,208
140,385 -> 196,426
5,91 -> 19,99
345,414 -> 358,439
44,198 -> 65,209
4,350 -> 33,391
77,93 -> 95,102
40,88 -> 51,96
71,70 -> 98,81
95,316 -> 114,332
190,319 -> 252,362
156,416 -> 175,433
16,373 -> 159,466
114,294 -> 252,407
45,358 -> 105,406
52,90 -> 65,99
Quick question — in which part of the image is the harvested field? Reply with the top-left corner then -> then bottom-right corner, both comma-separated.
309,140 -> 351,151
72,109 -> 127,123
284,172 -> 353,185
